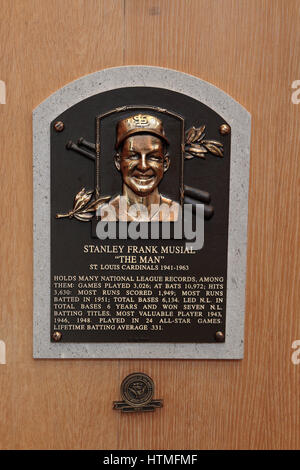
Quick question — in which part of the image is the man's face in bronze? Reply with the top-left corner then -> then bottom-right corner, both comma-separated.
115,134 -> 170,197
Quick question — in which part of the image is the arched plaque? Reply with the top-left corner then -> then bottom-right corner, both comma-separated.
33,66 -> 251,359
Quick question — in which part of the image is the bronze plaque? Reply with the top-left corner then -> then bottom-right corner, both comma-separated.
51,86 -> 229,343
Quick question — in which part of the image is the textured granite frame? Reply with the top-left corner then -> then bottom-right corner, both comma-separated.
33,66 -> 251,359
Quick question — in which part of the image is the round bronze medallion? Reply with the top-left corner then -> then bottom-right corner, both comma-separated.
121,373 -> 154,407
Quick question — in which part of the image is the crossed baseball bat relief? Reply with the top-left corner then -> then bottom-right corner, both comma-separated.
65,134 -> 216,221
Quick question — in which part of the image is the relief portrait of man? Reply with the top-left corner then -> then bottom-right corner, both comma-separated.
100,114 -> 180,222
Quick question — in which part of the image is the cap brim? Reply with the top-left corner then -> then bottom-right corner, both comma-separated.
116,129 -> 169,149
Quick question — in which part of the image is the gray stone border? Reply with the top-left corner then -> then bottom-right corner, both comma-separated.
33,66 -> 251,359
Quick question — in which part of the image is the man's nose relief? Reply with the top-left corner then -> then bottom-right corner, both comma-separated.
136,154 -> 152,173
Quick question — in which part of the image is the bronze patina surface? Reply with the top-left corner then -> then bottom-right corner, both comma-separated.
113,373 -> 163,413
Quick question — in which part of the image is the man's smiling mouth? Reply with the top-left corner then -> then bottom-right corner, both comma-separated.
132,174 -> 155,182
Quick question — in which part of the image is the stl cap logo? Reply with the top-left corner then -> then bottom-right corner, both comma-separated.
132,115 -> 150,127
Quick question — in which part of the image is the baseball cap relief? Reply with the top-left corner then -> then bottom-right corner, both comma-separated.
115,114 -> 169,149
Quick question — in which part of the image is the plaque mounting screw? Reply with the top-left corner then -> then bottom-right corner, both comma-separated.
215,331 -> 225,342
54,121 -> 64,132
52,331 -> 62,342
219,123 -> 231,135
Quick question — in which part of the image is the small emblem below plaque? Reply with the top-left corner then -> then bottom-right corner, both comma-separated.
113,373 -> 163,413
